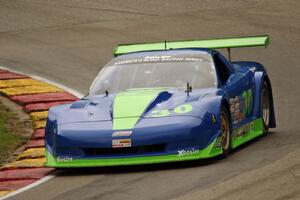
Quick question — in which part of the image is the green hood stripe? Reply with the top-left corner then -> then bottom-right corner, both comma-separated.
113,89 -> 163,130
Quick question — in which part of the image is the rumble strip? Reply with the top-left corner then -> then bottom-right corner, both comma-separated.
0,68 -> 79,198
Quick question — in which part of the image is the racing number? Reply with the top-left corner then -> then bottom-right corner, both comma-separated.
150,104 -> 193,117
174,104 -> 193,114
150,109 -> 170,117
242,89 -> 253,116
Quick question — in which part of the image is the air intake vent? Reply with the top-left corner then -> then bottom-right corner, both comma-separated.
70,101 -> 89,109
83,144 -> 166,156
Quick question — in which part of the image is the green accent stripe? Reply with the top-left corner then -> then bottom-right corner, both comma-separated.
45,137 -> 222,168
114,35 -> 269,56
231,118 -> 264,149
113,89 -> 163,130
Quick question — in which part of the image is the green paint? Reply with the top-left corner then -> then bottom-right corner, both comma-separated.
150,104 -> 193,117
113,117 -> 139,130
174,104 -> 193,114
113,89 -> 163,130
114,35 -> 269,56
231,118 -> 263,149
45,138 -> 222,168
242,89 -> 253,116
45,147 -> 56,166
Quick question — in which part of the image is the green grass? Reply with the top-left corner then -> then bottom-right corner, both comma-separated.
0,103 -> 27,166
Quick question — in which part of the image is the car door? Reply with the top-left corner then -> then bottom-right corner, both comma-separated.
213,52 -> 254,126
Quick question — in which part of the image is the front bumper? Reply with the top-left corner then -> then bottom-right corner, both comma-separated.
45,137 -> 222,167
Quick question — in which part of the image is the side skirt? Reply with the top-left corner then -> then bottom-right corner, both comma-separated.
231,118 -> 263,149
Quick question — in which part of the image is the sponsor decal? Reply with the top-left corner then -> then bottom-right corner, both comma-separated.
230,96 -> 241,124
250,121 -> 254,131
114,55 -> 206,66
230,89 -> 253,124
235,129 -> 246,138
214,137 -> 222,148
177,148 -> 199,157
233,122 -> 254,139
112,131 -> 132,137
57,156 -> 73,162
112,139 -> 132,148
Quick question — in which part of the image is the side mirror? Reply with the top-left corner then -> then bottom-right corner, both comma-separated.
227,73 -> 241,84
223,73 -> 243,89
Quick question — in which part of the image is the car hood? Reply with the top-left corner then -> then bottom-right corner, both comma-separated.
48,88 -> 221,129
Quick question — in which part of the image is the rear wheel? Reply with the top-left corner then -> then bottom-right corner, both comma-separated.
220,105 -> 231,157
261,81 -> 270,134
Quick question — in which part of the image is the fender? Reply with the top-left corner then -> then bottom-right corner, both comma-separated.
253,71 -> 276,128
196,91 -> 229,140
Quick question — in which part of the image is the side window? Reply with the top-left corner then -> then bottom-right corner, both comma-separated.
214,54 -> 230,85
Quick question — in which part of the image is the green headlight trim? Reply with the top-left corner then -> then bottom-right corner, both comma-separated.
45,137 -> 223,167
113,89 -> 163,130
114,35 -> 269,56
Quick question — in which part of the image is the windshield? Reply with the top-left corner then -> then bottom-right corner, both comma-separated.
89,52 -> 217,95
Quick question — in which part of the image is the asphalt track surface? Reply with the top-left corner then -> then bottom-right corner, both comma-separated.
0,0 -> 299,199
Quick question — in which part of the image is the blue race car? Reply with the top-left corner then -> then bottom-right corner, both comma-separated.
45,35 -> 276,167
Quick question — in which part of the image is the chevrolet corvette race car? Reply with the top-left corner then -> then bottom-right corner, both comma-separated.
45,35 -> 276,167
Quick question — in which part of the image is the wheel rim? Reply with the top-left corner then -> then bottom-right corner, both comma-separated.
262,87 -> 270,127
221,112 -> 230,151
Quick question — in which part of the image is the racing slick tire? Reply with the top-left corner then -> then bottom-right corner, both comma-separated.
261,81 -> 271,134
220,105 -> 232,157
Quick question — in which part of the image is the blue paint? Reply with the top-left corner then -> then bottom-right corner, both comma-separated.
45,49 -> 276,166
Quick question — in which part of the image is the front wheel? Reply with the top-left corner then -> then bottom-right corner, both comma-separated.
220,105 -> 232,157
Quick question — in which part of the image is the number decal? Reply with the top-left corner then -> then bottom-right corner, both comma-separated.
150,109 -> 170,117
150,104 -> 193,117
242,89 -> 253,116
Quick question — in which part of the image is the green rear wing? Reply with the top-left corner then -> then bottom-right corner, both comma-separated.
114,35 -> 269,57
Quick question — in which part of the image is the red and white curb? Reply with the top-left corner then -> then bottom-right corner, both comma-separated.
0,66 -> 83,199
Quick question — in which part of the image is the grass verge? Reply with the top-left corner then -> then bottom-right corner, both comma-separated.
0,101 -> 29,166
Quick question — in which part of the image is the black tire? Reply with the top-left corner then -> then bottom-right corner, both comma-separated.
220,105 -> 232,157
261,81 -> 270,134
